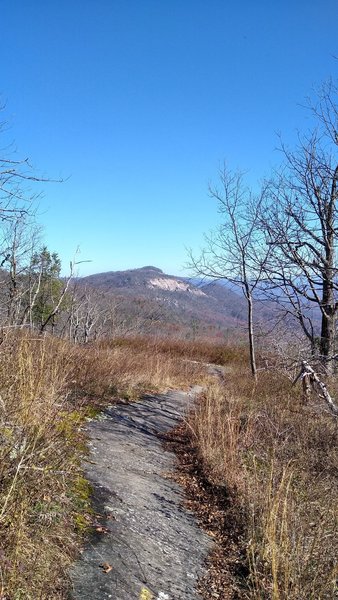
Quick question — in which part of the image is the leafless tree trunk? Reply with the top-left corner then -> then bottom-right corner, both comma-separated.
260,80 -> 338,373
293,360 -> 338,415
39,263 -> 74,334
0,215 -> 41,327
189,166 -> 270,379
246,284 -> 256,377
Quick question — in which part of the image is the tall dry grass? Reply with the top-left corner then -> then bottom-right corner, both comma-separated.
189,369 -> 338,599
104,336 -> 247,367
70,336 -> 211,402
4,330 -> 334,599
0,332 -> 85,599
0,332 -> 211,598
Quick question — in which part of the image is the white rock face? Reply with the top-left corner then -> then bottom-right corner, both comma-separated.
148,278 -> 206,296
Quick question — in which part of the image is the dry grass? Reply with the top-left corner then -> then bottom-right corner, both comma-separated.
188,368 -> 338,599
0,332 -> 212,599
0,332 -> 85,599
107,336 -> 247,367
3,330 -> 335,599
70,336 -> 211,402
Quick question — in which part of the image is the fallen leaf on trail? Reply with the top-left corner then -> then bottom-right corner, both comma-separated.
139,588 -> 153,600
95,525 -> 109,533
206,530 -> 217,537
99,562 -> 113,573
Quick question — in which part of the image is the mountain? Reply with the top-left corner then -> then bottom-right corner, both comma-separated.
76,266 -> 274,339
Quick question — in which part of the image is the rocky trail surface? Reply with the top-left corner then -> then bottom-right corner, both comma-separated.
70,388 -> 211,600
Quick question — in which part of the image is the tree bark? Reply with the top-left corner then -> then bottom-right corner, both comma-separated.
320,165 -> 338,373
247,289 -> 257,379
320,277 -> 336,372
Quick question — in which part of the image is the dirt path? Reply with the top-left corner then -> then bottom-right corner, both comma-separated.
70,388 -> 211,600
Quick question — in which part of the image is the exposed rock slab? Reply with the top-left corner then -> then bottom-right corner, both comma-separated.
70,388 -> 211,600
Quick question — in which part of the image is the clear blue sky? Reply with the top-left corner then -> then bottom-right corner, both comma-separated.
1,1 -> 337,276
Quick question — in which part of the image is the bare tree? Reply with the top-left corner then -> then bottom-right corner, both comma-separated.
0,116 -> 54,223
0,106 -> 64,330
189,166 -> 270,378
65,286 -> 102,343
261,79 -> 338,372
0,214 -> 42,326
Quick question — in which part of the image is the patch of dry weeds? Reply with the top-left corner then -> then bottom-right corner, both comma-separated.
178,368 -> 338,599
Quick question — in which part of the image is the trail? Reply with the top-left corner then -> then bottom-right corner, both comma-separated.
70,388 -> 211,600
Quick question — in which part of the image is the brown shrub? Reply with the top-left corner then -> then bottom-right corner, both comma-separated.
70,336 -> 211,401
100,335 -> 248,367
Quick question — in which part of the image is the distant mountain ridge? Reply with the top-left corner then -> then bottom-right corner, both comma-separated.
81,266 -> 206,296
77,266 -> 273,337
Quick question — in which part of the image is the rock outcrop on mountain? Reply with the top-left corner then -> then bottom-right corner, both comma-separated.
76,266 -> 273,338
